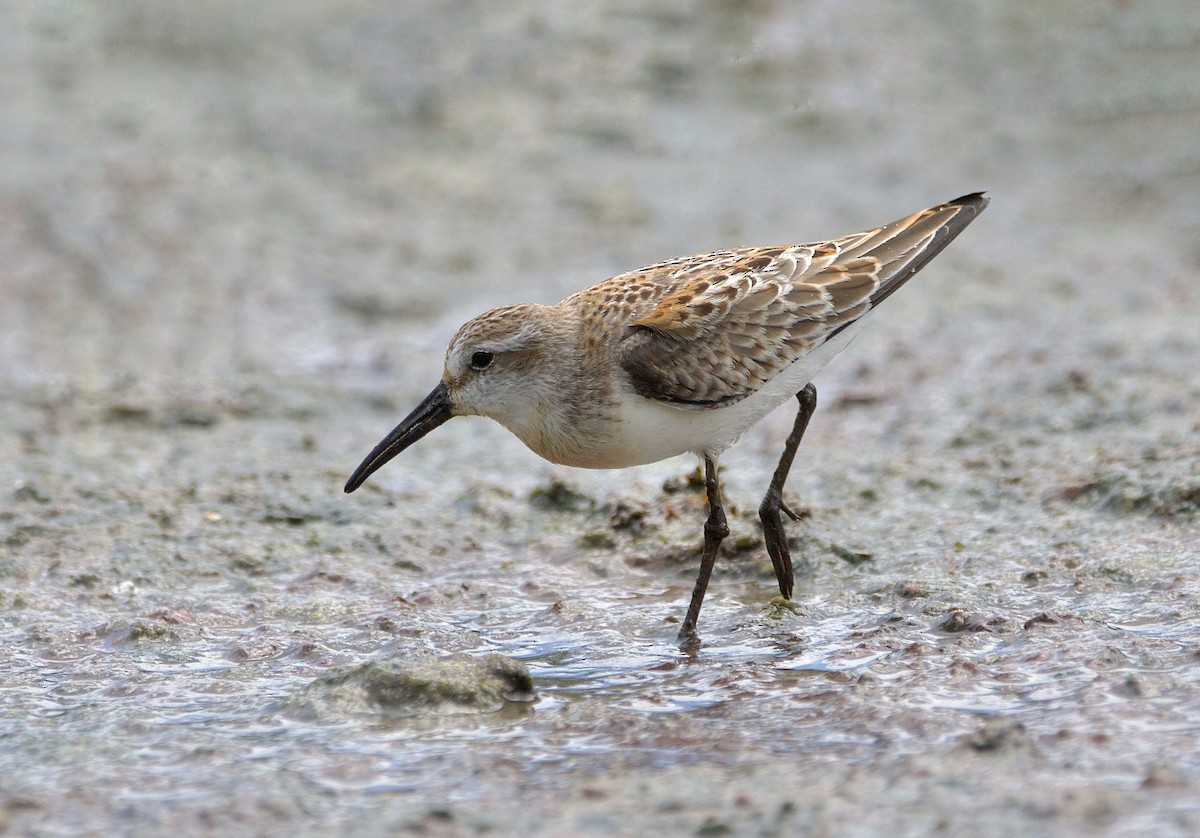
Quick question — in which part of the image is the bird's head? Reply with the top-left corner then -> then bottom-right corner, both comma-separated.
344,304 -> 569,492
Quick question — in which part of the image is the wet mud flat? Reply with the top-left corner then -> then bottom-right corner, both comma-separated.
3,1 -> 1200,835
2,361 -> 1197,835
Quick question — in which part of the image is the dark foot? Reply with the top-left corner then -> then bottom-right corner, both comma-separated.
678,455 -> 728,642
759,488 -> 795,600
758,384 -> 817,600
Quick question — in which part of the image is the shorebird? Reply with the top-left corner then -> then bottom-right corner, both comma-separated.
345,193 -> 989,640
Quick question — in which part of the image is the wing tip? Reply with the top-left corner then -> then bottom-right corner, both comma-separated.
860,191 -> 990,310
945,191 -> 991,215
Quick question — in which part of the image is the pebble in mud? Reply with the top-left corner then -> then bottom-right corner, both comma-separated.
282,653 -> 536,721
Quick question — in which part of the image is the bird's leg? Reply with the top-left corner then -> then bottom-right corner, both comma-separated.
678,455 -> 729,641
758,383 -> 818,600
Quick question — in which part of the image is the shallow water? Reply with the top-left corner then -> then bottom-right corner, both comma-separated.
4,416 -> 1198,832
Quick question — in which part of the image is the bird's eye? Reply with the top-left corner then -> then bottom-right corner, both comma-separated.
470,350 -> 495,371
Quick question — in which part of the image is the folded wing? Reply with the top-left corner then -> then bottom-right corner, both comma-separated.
619,192 -> 989,408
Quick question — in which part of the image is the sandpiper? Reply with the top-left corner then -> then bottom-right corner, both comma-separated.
346,193 -> 989,639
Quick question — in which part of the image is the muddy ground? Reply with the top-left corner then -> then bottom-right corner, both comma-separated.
2,2 -> 1199,836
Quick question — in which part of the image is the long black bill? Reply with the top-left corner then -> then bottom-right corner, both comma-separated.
344,381 -> 453,493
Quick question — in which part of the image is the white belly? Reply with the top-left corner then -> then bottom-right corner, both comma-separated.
573,323 -> 865,468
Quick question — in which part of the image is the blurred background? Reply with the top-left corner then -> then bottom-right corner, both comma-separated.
3,0 -> 1195,395
2,1 -> 1198,834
